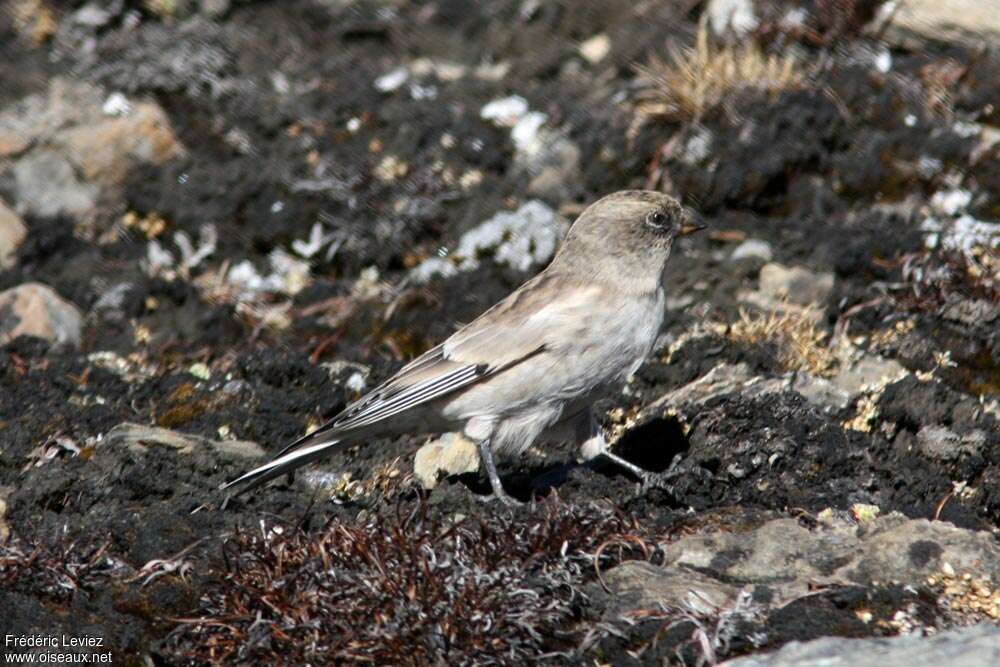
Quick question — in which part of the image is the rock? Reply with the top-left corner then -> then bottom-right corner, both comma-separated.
374,66 -> 409,93
645,363 -> 788,414
212,438 -> 267,460
321,360 -> 371,395
830,355 -> 908,398
578,33 -> 611,64
0,283 -> 83,347
603,561 -> 742,616
199,0 -> 231,17
480,96 -> 529,127
413,433 -> 480,489
410,201 -> 568,282
72,3 -> 115,28
0,198 -> 27,268
707,0 -> 758,38
758,263 -> 835,306
0,78 -> 182,220
722,623 -> 1000,667
940,296 -> 1000,327
916,426 -> 987,462
792,373 -> 851,412
11,151 -> 99,220
662,513 -> 1000,603
885,0 -> 1000,48
102,423 -> 264,458
731,239 -> 774,262
58,100 -> 182,185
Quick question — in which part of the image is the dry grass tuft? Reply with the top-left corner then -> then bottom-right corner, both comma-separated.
166,501 -> 660,664
895,248 -> 1000,313
9,0 -> 57,44
728,306 -> 835,376
1,537 -> 128,601
635,22 -> 804,121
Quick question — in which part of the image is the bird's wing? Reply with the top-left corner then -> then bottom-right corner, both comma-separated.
276,273 -> 595,452
222,276 -> 599,496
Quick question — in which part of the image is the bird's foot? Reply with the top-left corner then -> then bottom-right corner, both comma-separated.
600,450 -> 685,490
640,454 -> 685,492
475,436 -> 521,507
639,470 -> 677,493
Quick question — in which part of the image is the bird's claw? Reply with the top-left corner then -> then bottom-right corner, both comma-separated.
639,470 -> 677,493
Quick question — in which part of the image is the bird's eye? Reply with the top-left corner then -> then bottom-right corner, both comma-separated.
645,211 -> 667,229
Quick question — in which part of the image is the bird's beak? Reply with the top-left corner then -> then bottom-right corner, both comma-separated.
678,210 -> 706,236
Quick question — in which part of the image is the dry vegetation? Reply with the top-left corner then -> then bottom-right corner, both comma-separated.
7,0 -> 58,44
635,22 -> 804,121
0,536 -> 127,601
727,306 -> 836,376
166,501 -> 664,664
896,248 -> 1000,312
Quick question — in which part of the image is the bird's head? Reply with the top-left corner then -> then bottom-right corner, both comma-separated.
551,190 -> 704,289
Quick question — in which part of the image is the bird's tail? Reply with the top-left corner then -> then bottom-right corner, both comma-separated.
220,436 -> 351,498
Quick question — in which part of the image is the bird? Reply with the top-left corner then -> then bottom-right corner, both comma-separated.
223,190 -> 705,503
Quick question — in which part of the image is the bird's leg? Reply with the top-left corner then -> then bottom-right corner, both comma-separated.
476,436 -> 516,504
600,449 -> 650,479
578,410 -> 683,489
637,452 -> 685,492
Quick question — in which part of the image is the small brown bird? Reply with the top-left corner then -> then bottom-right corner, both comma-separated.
224,190 -> 704,503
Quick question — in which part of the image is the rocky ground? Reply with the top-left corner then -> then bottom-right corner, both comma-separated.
1,0 -> 998,665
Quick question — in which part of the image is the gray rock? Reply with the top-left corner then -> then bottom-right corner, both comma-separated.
758,263 -> 835,306
413,433 -> 480,489
916,426 -> 987,462
102,423 -> 264,459
321,360 -> 371,395
578,33 -> 611,64
722,624 -> 1000,667
731,239 -> 774,262
645,363 -> 788,414
940,296 -> 999,327
831,355 -> 908,398
12,151 -> 99,220
792,373 -> 851,412
58,99 -> 182,185
212,438 -> 267,460
0,198 -> 27,269
72,3 -> 114,28
200,0 -> 231,17
885,0 -> 1000,48
1,78 -> 182,221
222,379 -> 251,395
707,0 -> 759,37
662,513 -> 1000,602
0,282 -> 83,347
603,561 -> 743,616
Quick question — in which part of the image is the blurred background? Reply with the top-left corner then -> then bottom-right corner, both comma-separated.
1,0 -> 999,664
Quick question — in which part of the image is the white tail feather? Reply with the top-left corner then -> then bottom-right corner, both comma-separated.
221,437 -> 347,497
